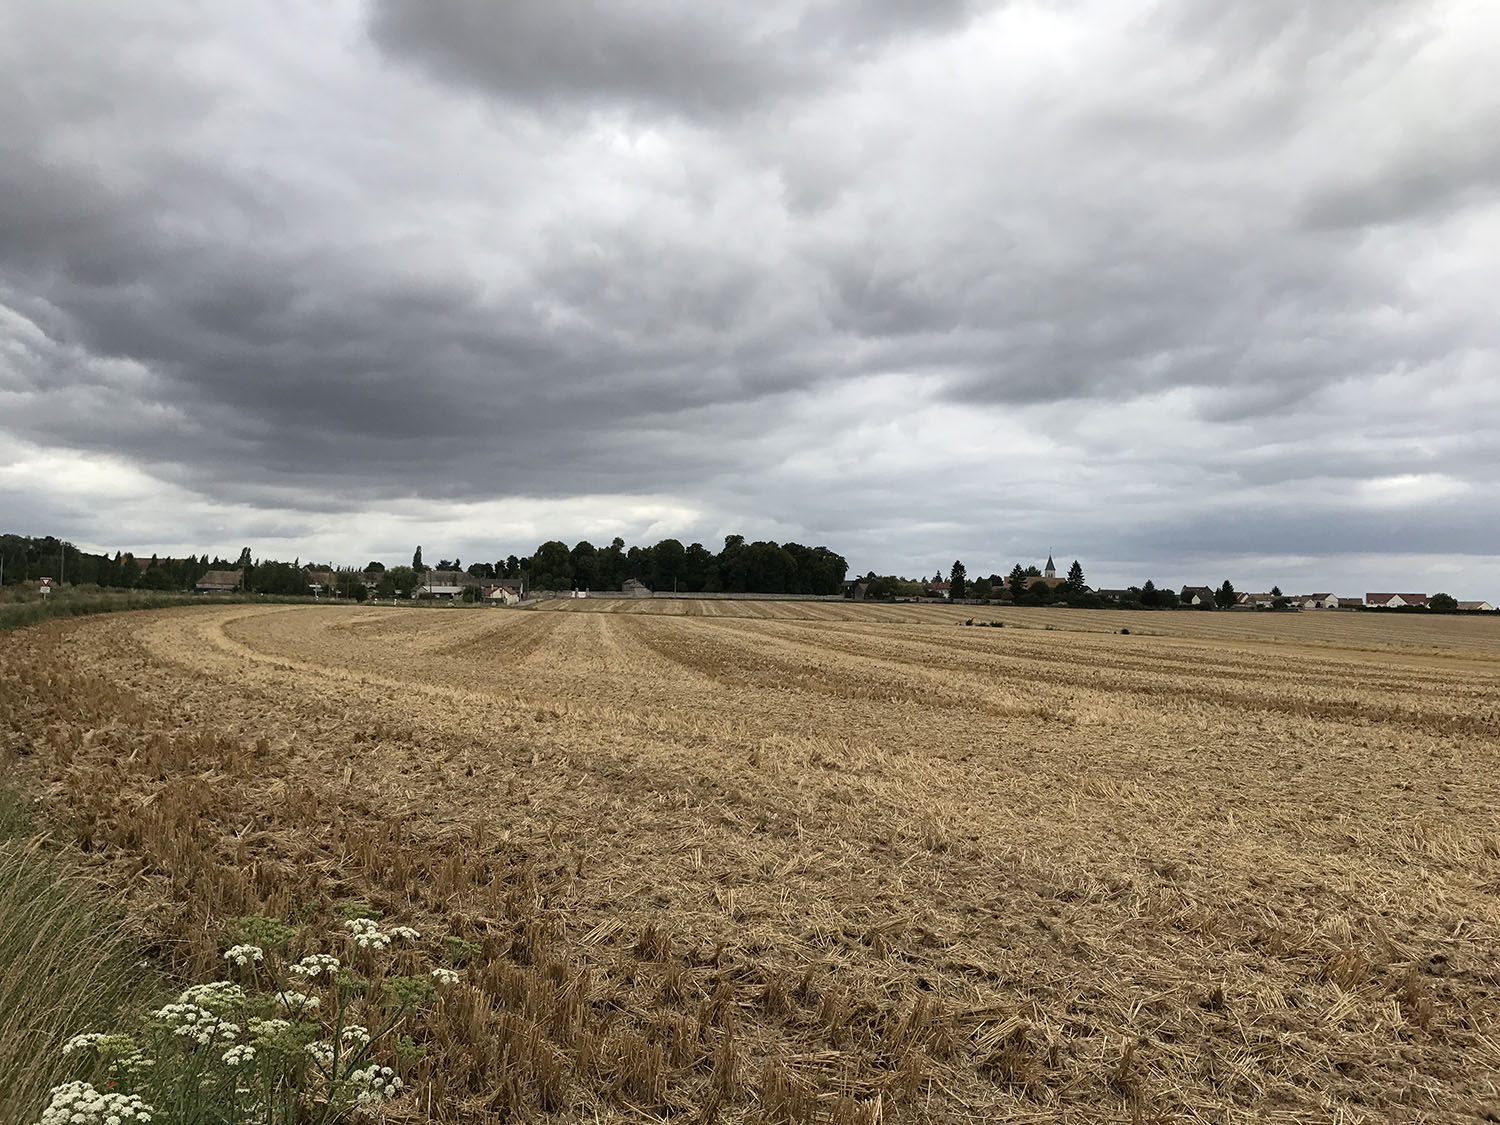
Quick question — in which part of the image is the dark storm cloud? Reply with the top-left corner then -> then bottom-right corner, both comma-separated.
1,0 -> 1496,588
366,0 -> 977,119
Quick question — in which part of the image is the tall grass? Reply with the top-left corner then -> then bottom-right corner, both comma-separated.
0,788 -> 162,1122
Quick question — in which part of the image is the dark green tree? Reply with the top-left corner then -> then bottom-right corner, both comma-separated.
1429,592 -> 1458,612
387,566 -> 419,596
1215,580 -> 1237,608
652,538 -> 686,592
1007,564 -> 1028,602
971,576 -> 992,600
570,541 -> 598,589
530,541 -> 574,591
1140,579 -> 1160,607
949,560 -> 967,600
1066,560 -> 1085,592
412,546 -> 423,571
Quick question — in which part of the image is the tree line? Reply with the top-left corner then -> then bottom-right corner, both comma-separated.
520,535 -> 848,595
1,533 -> 850,600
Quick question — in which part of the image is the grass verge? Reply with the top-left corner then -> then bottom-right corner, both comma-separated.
0,786 -> 162,1123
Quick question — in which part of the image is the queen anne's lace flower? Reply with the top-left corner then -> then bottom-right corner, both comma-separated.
341,1024 -> 371,1047
222,1044 -> 256,1067
288,953 -> 341,979
430,968 -> 460,987
386,925 -> 420,942
344,918 -> 391,950
34,1080 -> 153,1124
223,944 -> 264,968
61,1032 -> 108,1055
150,1003 -> 239,1046
275,991 -> 320,1013
348,1063 -> 403,1102
305,1040 -> 335,1066
178,981 -> 246,1012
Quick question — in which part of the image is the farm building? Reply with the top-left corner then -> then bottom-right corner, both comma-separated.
1458,601 -> 1496,612
415,569 -> 479,599
195,569 -> 242,593
1366,593 -> 1429,608
621,578 -> 651,597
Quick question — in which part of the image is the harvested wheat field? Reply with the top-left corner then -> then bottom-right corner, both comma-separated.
3,601 -> 1500,1123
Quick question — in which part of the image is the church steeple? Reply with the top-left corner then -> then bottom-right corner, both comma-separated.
1044,555 -> 1056,578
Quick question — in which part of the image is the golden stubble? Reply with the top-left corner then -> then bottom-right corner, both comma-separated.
3,600 -> 1499,1123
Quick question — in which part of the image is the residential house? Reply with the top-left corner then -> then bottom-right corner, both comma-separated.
482,580 -> 522,605
1181,586 -> 1215,607
195,569 -> 242,593
1236,592 -> 1277,609
1458,601 -> 1496,612
305,568 -> 337,596
1295,593 -> 1338,609
1334,596 -> 1364,609
1365,593 -> 1429,608
1094,588 -> 1130,603
927,580 -> 951,598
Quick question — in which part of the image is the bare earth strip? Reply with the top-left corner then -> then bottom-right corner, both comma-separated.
3,601 -> 1499,1124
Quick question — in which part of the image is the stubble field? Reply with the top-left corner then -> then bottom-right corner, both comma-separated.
3,600 -> 1499,1123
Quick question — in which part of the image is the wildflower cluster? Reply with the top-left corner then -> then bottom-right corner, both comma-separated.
36,1081 -> 152,1125
222,944 -> 265,968
344,917 -> 420,950
287,952 -> 340,980
350,1064 -> 403,1102
151,1002 -> 239,1046
221,1044 -> 256,1068
40,913 -> 446,1124
177,981 -> 246,1013
274,990 -> 320,1014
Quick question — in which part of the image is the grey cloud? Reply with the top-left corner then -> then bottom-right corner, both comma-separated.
1,1 -> 1497,589
366,0 -> 978,119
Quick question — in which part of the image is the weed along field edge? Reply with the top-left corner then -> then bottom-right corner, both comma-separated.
3,600 -> 1499,1122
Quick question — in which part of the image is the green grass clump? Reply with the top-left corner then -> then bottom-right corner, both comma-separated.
0,789 -> 161,1121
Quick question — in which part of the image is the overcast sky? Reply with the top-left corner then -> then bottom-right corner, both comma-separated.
2,1 -> 1497,594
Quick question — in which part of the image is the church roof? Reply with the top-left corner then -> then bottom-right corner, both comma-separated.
1045,554 -> 1056,571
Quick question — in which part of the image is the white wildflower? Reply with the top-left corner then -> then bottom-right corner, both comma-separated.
247,1017 -> 291,1037
221,1044 -> 256,1067
275,991 -> 320,1013
177,981 -> 246,1012
150,1003 -> 238,1047
344,918 -> 391,950
288,953 -> 341,979
222,944 -> 264,968
341,1024 -> 371,1047
61,1032 -> 107,1056
386,925 -> 420,942
348,1063 -> 403,1102
429,968 -> 460,987
35,1080 -> 153,1125
305,1040 -> 335,1066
